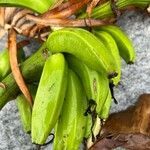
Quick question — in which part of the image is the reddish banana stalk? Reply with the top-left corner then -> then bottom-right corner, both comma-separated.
8,29 -> 33,106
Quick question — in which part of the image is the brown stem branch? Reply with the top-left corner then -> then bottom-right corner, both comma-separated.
41,0 -> 90,19
26,15 -> 108,27
41,0 -> 78,17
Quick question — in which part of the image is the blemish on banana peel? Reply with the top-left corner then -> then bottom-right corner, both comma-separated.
42,48 -> 51,59
109,83 -> 118,104
127,61 -> 134,65
0,82 -> 6,89
84,99 -> 97,116
93,78 -> 97,94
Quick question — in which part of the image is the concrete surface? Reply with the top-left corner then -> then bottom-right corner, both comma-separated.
0,11 -> 150,150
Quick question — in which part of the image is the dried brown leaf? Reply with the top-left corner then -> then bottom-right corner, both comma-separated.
90,94 -> 150,150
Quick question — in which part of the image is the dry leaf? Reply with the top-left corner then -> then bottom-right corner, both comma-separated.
90,94 -> 150,150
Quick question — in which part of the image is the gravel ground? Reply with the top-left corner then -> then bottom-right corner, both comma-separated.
0,11 -> 150,150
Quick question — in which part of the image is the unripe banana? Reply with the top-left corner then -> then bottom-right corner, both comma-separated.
93,30 -> 121,85
98,25 -> 136,64
0,48 -> 25,81
32,53 -> 68,144
84,114 -> 93,139
16,84 -> 37,133
47,28 -> 118,77
0,0 -> 62,13
66,54 -> 109,116
100,89 -> 112,120
54,69 -> 87,150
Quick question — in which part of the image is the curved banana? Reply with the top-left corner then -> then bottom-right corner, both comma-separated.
100,89 -> 112,120
47,28 -> 118,77
54,69 -> 87,150
0,0 -> 62,13
98,25 -> 136,64
16,85 -> 37,133
93,30 -> 121,85
66,54 -> 109,116
31,53 -> 68,144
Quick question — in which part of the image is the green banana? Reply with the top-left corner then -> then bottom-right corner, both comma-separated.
54,69 -> 87,150
98,25 -> 136,64
32,53 -> 68,144
47,28 -> 118,77
93,30 -> 121,85
66,55 -> 109,116
0,48 -> 25,81
16,84 -> 37,133
0,0 -> 62,13
84,114 -> 93,139
100,89 -> 112,120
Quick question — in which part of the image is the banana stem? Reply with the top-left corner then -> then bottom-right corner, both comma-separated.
0,42 -> 49,110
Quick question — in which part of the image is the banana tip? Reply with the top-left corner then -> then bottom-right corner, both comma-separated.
127,61 -> 134,65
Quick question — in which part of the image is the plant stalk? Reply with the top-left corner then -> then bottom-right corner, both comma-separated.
0,42 -> 49,109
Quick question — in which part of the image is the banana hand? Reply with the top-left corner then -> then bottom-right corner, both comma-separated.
47,28 -> 118,77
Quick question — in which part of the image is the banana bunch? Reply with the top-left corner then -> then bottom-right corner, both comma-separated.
31,26 -> 135,148
0,25 -> 136,149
